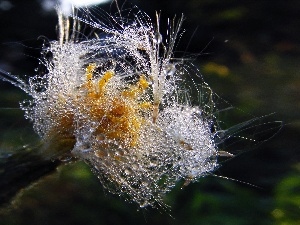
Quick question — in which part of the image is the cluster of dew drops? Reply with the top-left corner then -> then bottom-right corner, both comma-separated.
2,6 -> 229,208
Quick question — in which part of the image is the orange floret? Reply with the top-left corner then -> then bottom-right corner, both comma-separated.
44,63 -> 152,156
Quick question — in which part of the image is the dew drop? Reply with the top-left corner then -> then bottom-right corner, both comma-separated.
58,154 -> 73,162
124,168 -> 132,175
163,63 -> 176,76
132,163 -> 139,170
115,150 -> 123,157
139,200 -> 149,208
153,32 -> 162,44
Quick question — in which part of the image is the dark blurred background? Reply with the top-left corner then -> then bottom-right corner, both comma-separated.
0,0 -> 299,224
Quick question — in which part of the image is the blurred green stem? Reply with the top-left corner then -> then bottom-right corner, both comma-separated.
0,145 -> 61,207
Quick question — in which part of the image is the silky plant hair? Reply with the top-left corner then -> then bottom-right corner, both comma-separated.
0,6 -> 248,208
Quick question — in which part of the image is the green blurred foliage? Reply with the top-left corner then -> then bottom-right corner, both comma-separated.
272,166 -> 300,225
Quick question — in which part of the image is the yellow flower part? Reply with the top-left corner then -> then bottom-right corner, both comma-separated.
42,63 -> 152,159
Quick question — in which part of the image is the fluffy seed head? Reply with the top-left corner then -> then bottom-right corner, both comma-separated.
6,6 -> 223,208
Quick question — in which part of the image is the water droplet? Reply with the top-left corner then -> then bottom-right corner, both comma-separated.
163,63 -> 176,76
153,32 -> 162,44
124,168 -> 132,175
141,178 -> 150,187
95,133 -> 105,142
139,200 -> 149,208
132,163 -> 139,170
114,150 -> 123,157
95,150 -> 107,158
58,154 -> 73,162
